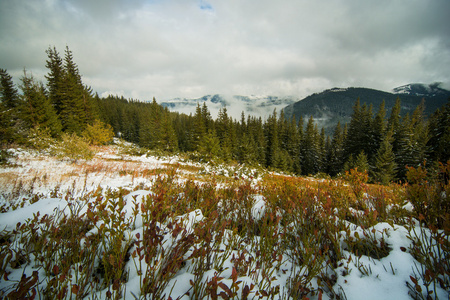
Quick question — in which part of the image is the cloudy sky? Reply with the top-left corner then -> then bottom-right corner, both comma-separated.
1,0 -> 449,101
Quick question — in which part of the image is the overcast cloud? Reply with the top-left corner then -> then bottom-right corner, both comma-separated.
1,0 -> 449,101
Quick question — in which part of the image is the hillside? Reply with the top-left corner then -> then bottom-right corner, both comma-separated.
0,143 -> 449,299
282,83 -> 450,134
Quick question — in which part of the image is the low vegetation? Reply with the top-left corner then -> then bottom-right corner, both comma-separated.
0,144 -> 448,299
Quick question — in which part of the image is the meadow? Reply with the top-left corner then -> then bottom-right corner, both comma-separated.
0,141 -> 448,299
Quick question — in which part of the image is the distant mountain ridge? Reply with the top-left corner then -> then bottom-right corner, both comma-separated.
283,83 -> 450,135
159,83 -> 450,134
392,82 -> 449,97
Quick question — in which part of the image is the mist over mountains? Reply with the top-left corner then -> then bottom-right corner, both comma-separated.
161,83 -> 450,135
160,95 -> 297,120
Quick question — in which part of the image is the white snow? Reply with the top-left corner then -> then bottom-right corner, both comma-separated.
0,146 -> 448,300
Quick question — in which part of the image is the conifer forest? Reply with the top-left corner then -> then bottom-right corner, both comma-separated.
2,47 -> 449,183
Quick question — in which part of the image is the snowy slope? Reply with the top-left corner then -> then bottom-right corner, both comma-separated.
0,146 -> 448,300
392,82 -> 449,97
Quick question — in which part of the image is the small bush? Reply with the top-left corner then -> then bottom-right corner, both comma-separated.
406,162 -> 450,228
26,126 -> 55,151
82,120 -> 114,146
53,132 -> 94,161
0,149 -> 11,165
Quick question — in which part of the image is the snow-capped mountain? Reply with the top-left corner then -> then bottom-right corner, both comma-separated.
392,82 -> 449,97
283,83 -> 450,135
160,95 -> 297,120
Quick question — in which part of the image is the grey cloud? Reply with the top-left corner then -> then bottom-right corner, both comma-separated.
0,0 -> 449,101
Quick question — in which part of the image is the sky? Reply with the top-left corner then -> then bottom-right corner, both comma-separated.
1,0 -> 450,102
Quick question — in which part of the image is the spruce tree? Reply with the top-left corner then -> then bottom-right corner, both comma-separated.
388,97 -> 402,154
193,103 -> 207,151
138,97 -> 177,151
264,109 -> 280,168
297,115 -> 304,172
427,99 -> 450,163
301,116 -> 320,175
370,100 -> 387,164
410,100 -> 428,164
159,108 -> 178,152
149,98 -> 163,148
0,68 -> 19,109
344,98 -> 373,162
318,127 -> 326,172
343,154 -> 354,172
327,121 -> 345,176
344,98 -> 362,160
286,116 -> 301,173
45,46 -> 65,115
19,71 -> 61,137
247,116 -> 265,165
60,46 -> 87,133
138,104 -> 153,149
354,150 -> 369,173
198,129 -> 220,159
216,107 -> 233,160
361,103 -> 374,156
45,46 -> 97,133
393,103 -> 429,181
0,69 -> 22,145
173,112 -> 194,152
372,130 -> 397,184
201,102 -> 213,132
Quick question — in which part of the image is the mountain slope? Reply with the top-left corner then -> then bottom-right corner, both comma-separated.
283,83 -> 450,134
392,82 -> 450,97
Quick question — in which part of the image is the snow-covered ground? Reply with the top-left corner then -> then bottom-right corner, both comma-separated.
0,146 -> 448,299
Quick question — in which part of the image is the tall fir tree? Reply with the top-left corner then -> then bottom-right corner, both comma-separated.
427,99 -> 450,163
199,129 -> 221,159
372,129 -> 397,184
370,100 -> 387,163
0,68 -> 19,109
387,97 -> 402,153
318,127 -> 326,172
60,46 -> 87,133
344,98 -> 374,162
19,70 -> 61,136
300,116 -> 321,175
138,97 -> 177,151
395,114 -> 419,179
192,103 -> 207,151
326,121 -> 345,176
45,46 -> 97,133
0,69 -> 22,145
286,115 -> 301,173
45,46 -> 65,115
264,109 -> 281,168
201,102 -> 213,132
247,115 -> 266,165
410,100 -> 429,164
159,108 -> 178,152
354,150 -> 369,173
237,131 -> 257,164
216,107 -> 233,160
